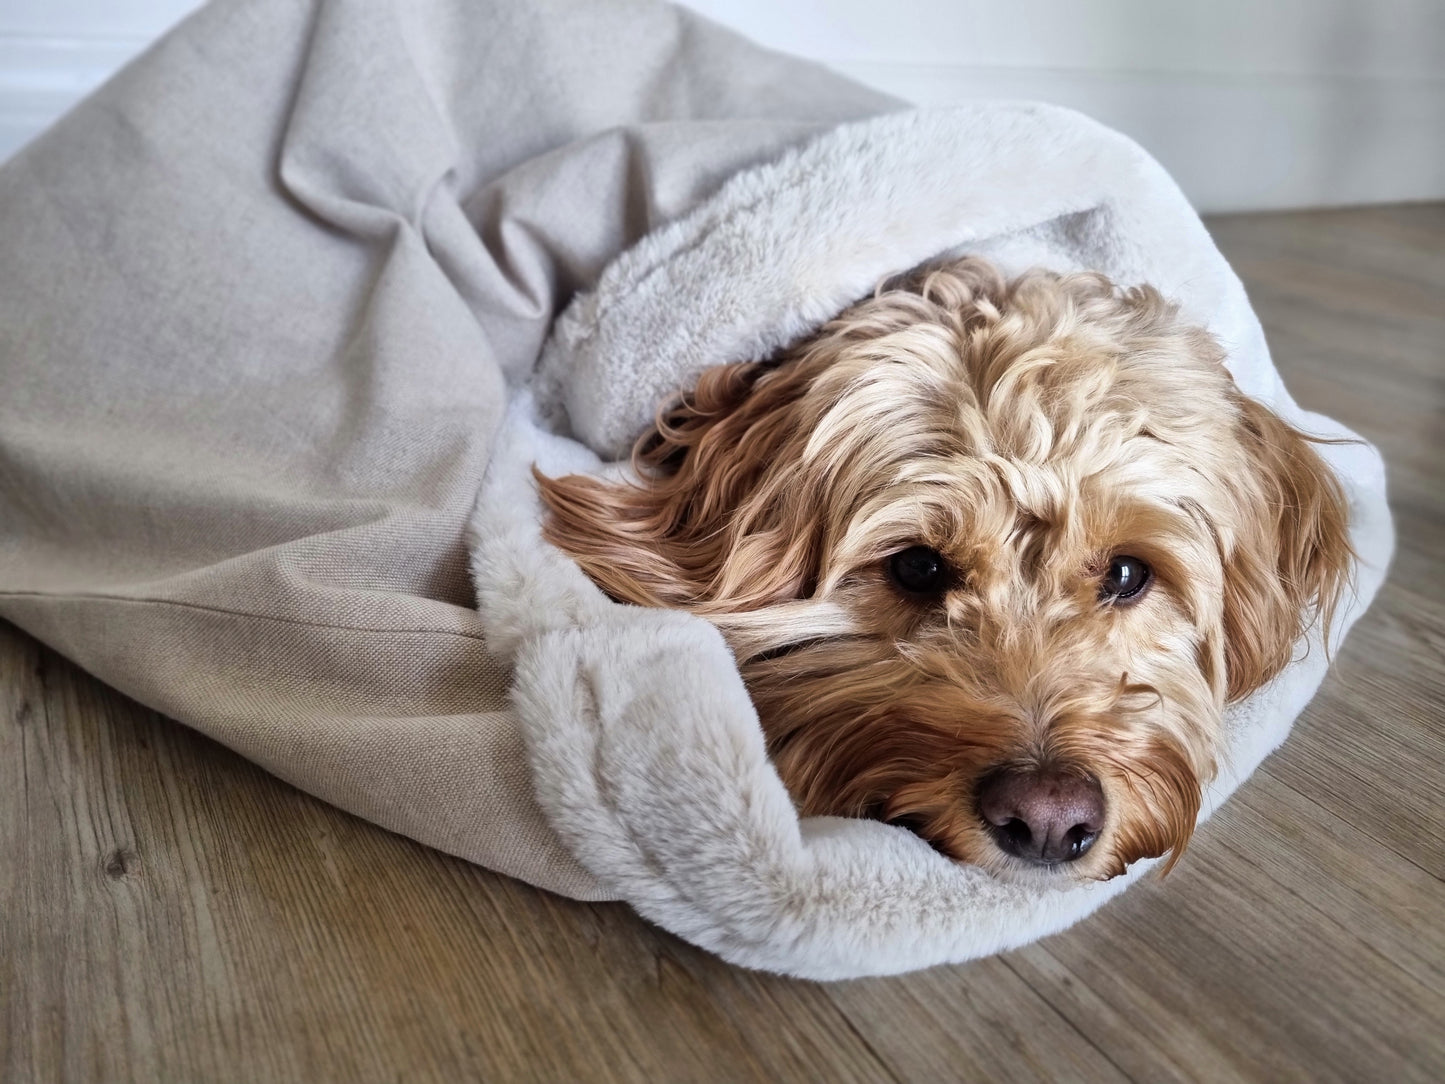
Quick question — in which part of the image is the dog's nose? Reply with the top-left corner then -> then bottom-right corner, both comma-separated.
977,767 -> 1105,864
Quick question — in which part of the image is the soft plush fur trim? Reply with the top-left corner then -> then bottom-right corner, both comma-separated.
537,103 -> 1282,459
472,105 -> 1394,979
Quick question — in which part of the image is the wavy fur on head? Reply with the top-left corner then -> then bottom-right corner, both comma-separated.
538,256 -> 1351,880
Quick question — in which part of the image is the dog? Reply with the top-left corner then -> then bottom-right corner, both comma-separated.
536,256 -> 1351,881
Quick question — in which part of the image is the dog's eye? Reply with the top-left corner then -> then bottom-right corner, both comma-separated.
1100,555 -> 1151,603
888,546 -> 950,596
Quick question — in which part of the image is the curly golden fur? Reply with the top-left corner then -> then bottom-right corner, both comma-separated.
537,256 -> 1351,880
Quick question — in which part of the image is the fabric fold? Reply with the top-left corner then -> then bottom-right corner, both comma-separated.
0,0 -> 894,904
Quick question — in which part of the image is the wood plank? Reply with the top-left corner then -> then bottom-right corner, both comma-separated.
1003,762 -> 1445,1083
1,624 -> 897,1083
822,957 -> 1133,1083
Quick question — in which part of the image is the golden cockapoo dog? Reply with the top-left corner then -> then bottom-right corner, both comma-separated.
537,257 -> 1351,880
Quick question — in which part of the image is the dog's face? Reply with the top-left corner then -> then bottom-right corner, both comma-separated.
539,258 -> 1350,880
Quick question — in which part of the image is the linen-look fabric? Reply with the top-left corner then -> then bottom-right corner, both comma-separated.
0,0 -> 895,899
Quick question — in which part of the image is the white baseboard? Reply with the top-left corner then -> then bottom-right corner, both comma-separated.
2,34 -> 1441,214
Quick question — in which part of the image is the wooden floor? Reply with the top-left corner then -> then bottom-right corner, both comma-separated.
4,205 -> 1443,1083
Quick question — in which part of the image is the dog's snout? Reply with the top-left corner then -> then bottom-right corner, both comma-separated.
977,767 -> 1105,864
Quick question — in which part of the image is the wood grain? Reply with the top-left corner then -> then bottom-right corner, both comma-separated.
4,204 -> 1443,1083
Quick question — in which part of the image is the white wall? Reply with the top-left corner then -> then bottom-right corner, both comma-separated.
682,0 -> 1445,212
0,0 -> 199,164
2,0 -> 1441,211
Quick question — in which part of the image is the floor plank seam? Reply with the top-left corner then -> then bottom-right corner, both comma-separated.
996,956 -> 1143,1084
820,993 -> 905,1084
1256,765 -> 1444,884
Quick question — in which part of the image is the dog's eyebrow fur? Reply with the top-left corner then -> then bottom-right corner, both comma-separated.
1170,496 -> 1215,535
1163,494 -> 1219,544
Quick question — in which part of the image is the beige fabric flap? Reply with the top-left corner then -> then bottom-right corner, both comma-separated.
0,0 -> 895,898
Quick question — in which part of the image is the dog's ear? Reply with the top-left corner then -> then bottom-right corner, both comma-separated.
1220,394 -> 1353,700
536,359 -> 824,612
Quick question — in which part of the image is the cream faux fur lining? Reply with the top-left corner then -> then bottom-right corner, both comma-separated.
471,105 -> 1393,979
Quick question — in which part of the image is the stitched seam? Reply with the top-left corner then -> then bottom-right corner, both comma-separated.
0,590 -> 488,641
